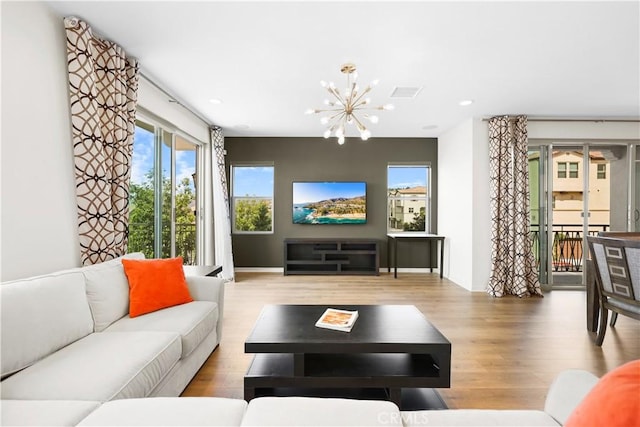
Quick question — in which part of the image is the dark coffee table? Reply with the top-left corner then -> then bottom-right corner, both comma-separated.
244,305 -> 451,410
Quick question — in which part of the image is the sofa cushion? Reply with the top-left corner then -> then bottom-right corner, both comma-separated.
77,397 -> 247,426
401,409 -> 560,426
1,271 -> 94,378
82,252 -> 146,332
1,400 -> 101,427
0,331 -> 181,401
122,257 -> 194,317
104,301 -> 218,358
241,397 -> 403,426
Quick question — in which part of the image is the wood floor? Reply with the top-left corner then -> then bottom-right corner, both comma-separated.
182,272 -> 640,410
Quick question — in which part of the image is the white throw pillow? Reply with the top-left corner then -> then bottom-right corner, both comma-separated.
82,252 -> 145,332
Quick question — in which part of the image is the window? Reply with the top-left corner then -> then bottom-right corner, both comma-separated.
387,164 -> 430,232
569,162 -> 579,178
557,162 -> 567,178
597,164 -> 606,179
232,164 -> 274,233
129,119 -> 201,264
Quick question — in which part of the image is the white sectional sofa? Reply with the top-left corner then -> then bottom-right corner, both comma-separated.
0,256 -> 609,426
1,369 -> 600,426
1,253 -> 224,424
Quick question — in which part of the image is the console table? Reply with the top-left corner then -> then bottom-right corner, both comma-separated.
387,233 -> 445,279
244,304 -> 451,410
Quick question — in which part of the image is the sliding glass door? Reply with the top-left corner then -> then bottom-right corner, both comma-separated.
529,142 -> 633,287
129,118 -> 201,264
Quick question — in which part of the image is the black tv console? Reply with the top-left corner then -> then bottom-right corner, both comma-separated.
283,238 -> 379,276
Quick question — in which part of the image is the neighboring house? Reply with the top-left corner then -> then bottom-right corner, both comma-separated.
528,151 -> 611,228
388,186 -> 427,231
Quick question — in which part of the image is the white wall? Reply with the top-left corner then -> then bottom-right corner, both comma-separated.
438,119 -> 475,290
1,1 -> 81,281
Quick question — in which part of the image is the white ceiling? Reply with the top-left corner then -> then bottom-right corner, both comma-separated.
47,1 -> 640,138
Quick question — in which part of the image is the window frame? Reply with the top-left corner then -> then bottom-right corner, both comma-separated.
569,162 -> 579,178
386,163 -> 431,233
597,163 -> 606,179
557,162 -> 567,178
230,163 -> 275,235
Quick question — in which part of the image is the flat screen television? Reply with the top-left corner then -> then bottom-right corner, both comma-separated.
293,181 -> 366,224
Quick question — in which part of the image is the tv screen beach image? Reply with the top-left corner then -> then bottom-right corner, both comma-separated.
293,182 -> 366,224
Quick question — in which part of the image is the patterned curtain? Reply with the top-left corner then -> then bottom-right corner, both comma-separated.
211,127 -> 235,281
487,116 -> 542,297
65,17 -> 139,266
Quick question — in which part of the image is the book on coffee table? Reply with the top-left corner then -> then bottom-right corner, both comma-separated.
315,308 -> 359,332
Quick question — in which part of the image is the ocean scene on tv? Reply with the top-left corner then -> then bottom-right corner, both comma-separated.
293,182 -> 366,224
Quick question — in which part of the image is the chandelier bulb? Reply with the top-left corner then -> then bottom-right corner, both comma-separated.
364,98 -> 371,105
323,99 -> 331,105
347,116 -> 353,125
320,117 -> 329,125
304,109 -> 315,115
323,129 -> 331,139
368,115 -> 379,124
360,130 -> 371,141
383,104 -> 395,111
329,82 -> 336,89
320,80 -> 327,88
338,136 -> 345,145
371,79 -> 379,87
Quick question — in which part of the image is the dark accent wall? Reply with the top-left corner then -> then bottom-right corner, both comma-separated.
225,137 -> 438,268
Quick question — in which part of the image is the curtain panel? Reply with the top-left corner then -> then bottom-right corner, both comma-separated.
211,127 -> 235,280
65,17 -> 139,266
487,116 -> 542,297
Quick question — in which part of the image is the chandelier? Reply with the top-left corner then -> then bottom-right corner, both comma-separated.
305,63 -> 394,144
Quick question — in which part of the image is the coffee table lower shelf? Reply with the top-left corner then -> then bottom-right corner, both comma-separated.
244,353 -> 449,411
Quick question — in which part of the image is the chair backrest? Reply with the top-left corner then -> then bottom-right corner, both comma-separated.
587,235 -> 640,304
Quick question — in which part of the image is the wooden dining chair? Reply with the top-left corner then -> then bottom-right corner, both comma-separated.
586,235 -> 640,346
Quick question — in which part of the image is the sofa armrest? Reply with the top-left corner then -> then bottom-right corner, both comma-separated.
186,276 -> 225,343
544,369 -> 599,425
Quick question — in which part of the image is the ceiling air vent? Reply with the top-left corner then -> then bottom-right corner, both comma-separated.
390,87 -> 422,98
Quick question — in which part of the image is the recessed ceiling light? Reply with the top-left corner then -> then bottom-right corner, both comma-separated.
209,98 -> 223,104
422,125 -> 438,130
459,100 -> 474,106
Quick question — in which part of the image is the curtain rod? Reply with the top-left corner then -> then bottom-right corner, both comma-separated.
139,70 -> 213,128
64,16 -> 213,129
482,117 -> 640,123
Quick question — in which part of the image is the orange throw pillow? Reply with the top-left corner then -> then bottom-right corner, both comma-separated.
565,360 -> 640,427
122,257 -> 193,317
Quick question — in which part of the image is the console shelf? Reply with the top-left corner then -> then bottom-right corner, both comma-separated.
284,238 -> 379,276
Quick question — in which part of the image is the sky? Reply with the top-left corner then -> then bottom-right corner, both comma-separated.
132,126 -> 196,188
233,166 -> 274,197
293,182 -> 366,204
388,166 -> 428,189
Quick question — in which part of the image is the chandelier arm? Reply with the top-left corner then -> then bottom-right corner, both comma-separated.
351,114 -> 368,132
327,87 -> 347,105
350,86 -> 373,106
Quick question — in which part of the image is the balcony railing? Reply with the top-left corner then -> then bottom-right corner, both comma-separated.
529,224 -> 609,273
128,222 -> 197,265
